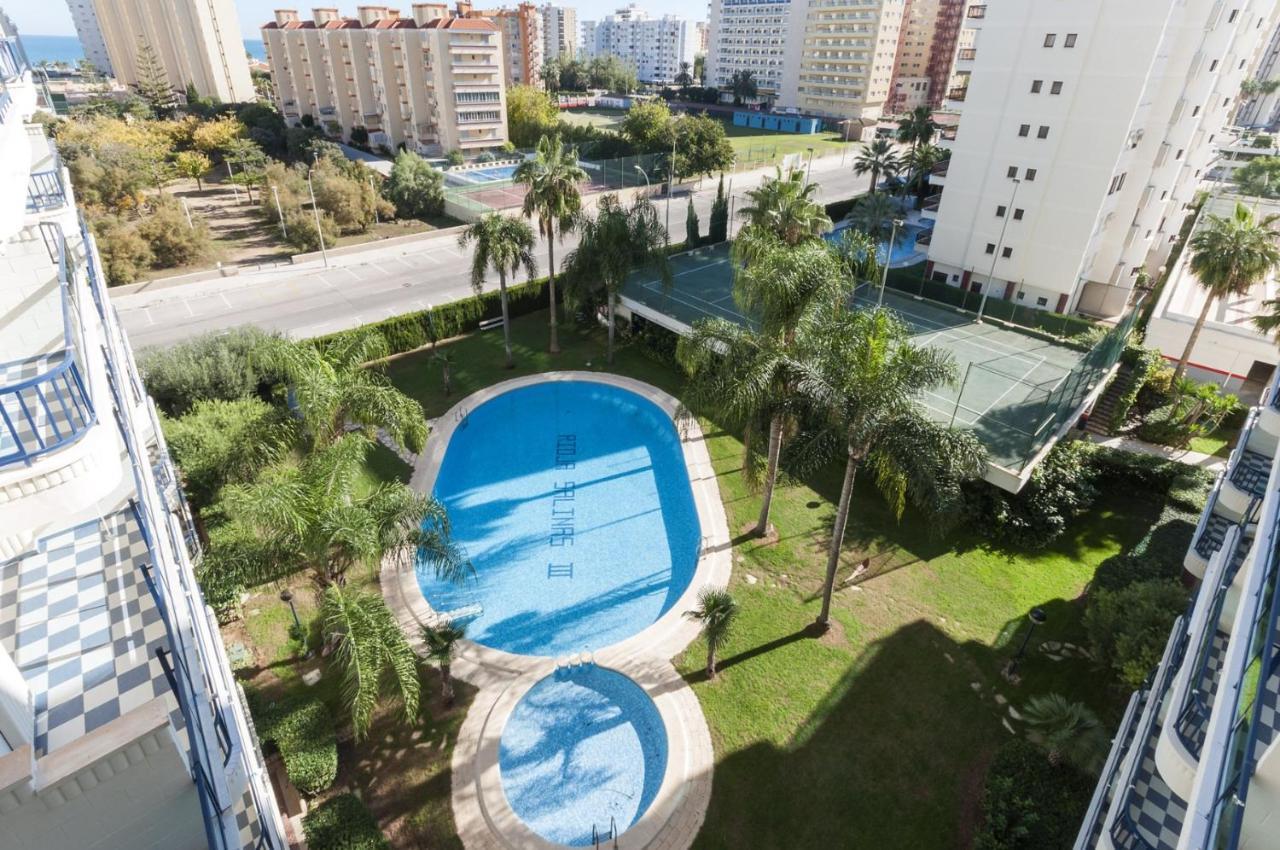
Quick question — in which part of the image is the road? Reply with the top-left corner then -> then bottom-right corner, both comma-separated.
112,153 -> 873,349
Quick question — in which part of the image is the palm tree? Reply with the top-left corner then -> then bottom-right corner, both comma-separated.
421,621 -> 466,707
833,227 -> 882,285
434,350 -> 455,396
1021,693 -> 1109,772
853,137 -> 902,195
259,330 -> 427,454
895,105 -> 936,154
514,136 -> 588,354
1175,202 -> 1280,381
794,308 -> 985,629
684,587 -> 738,678
733,167 -> 832,266
212,434 -> 470,587
320,583 -> 419,739
675,61 -> 694,90
846,192 -> 899,242
562,194 -> 671,364
905,143 -> 946,206
459,213 -> 537,369
730,69 -> 758,105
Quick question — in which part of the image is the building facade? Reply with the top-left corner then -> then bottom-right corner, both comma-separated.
459,1 -> 542,87
540,3 -> 576,61
1074,368 -> 1280,850
0,31 -> 286,850
90,0 -> 254,102
783,0 -> 906,120
705,0 -> 791,99
580,5 -> 696,85
262,6 -> 508,156
925,0 -> 1280,318
1238,18 -> 1280,130
62,0 -> 114,76
885,0 -> 968,114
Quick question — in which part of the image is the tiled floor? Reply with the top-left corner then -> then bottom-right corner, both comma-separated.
0,506 -> 176,754
1175,630 -> 1230,758
1230,448 -> 1273,498
1195,513 -> 1233,560
1117,721 -> 1188,850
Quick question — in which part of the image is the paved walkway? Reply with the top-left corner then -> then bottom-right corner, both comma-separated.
1084,433 -> 1228,473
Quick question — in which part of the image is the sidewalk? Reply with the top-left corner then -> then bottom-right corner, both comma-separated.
1084,432 -> 1228,473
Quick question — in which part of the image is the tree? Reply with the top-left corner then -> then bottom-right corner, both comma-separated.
194,116 -> 247,158
1020,694 -> 1109,773
134,38 -> 176,117
833,227 -> 882,284
685,196 -> 700,247
505,84 -> 559,148
459,213 -> 537,368
135,196 -> 214,268
622,99 -> 675,153
734,167 -> 832,265
796,308 -> 985,628
847,192 -> 899,242
853,137 -> 902,194
674,114 -> 735,180
708,174 -> 729,243
224,137 -> 268,202
162,397 -> 296,509
420,622 -> 466,707
693,54 -> 706,86
320,584 -> 419,738
174,150 -> 212,191
730,69 -> 758,106
905,143 -> 946,205
684,587 -> 738,678
1084,579 -> 1188,689
675,61 -> 694,90
1175,202 -> 1280,381
563,194 -> 670,363
896,105 -> 936,153
385,149 -> 445,220
514,135 -> 587,354
1231,155 -> 1280,198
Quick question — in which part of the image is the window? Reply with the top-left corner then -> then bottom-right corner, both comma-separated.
1192,105 -> 1201,116
1043,33 -> 1056,47
1209,59 -> 1219,72
1018,124 -> 1031,137
1228,9 -> 1239,22
1002,246 -> 1013,258
996,205 -> 1007,217
1064,33 -> 1077,48
1007,166 -> 1018,178
1050,81 -> 1063,95
1037,125 -> 1050,139
1025,168 -> 1037,181
1016,292 -> 1025,301
1013,208 -> 1024,220
1031,80 -> 1043,93
985,242 -> 996,254
1036,296 -> 1049,307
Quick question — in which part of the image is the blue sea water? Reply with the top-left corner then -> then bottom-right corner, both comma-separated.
499,666 -> 667,846
21,34 -> 265,65
417,381 -> 701,657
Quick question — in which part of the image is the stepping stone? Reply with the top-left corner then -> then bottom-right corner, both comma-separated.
970,682 -> 982,692
849,585 -> 862,592
1001,718 -> 1016,734
1042,640 -> 1062,652
226,642 -> 252,669
994,694 -> 1008,706
302,669 -> 323,686
943,652 -> 955,664
745,574 -> 758,585
1007,706 -> 1023,721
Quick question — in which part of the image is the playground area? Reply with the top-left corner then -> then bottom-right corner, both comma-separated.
621,243 -> 1135,475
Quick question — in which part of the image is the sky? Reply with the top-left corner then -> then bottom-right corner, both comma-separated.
10,0 -> 705,40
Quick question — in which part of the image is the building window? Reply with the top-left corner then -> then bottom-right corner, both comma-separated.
1036,296 -> 1048,307
1031,80 -> 1043,93
1209,59 -> 1219,71
1176,148 -> 1184,159
1228,9 -> 1239,22
1043,33 -> 1056,47
1037,125 -> 1050,139
1050,81 -> 1063,95
1013,208 -> 1024,220
996,205 -> 1007,217
1064,33 -> 1077,48
1192,105 -> 1201,116
1007,166 -> 1018,178
1002,246 -> 1013,258
985,242 -> 996,254
1018,124 -> 1030,137
1026,168 -> 1037,181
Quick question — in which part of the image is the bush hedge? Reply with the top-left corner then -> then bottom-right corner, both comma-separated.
1085,579 -> 1189,689
973,739 -> 1095,850
138,326 -> 283,416
964,441 -> 1099,550
303,793 -> 389,850
248,691 -> 338,796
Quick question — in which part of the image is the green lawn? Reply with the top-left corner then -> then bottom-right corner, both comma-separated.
379,310 -> 1152,848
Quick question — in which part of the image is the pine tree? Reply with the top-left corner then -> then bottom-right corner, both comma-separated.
708,174 -> 729,243
685,195 -> 701,248
134,38 -> 177,118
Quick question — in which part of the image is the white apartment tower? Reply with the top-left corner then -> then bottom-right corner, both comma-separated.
581,5 -> 696,85
784,0 -> 906,120
1238,18 -> 1280,129
90,0 -> 255,102
541,4 -> 576,61
0,28 -> 286,850
706,0 -> 791,99
925,0 -> 1280,318
263,7 -> 508,156
62,0 -> 114,76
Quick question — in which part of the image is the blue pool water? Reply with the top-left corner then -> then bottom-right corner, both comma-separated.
417,381 -> 701,656
500,666 -> 668,845
827,221 -> 931,266
451,164 -> 519,183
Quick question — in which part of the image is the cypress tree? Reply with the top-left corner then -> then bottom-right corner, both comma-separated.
708,174 -> 729,243
685,196 -> 700,248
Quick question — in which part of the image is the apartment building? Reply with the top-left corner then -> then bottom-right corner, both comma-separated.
262,6 -> 508,156
580,5 -> 696,85
458,1 -> 541,87
1238,18 -> 1280,130
706,0 -> 791,99
925,0 -> 1279,319
541,3 -> 576,61
62,0 -> 114,76
90,0 -> 254,102
885,0 -> 968,113
1075,371 -> 1280,850
0,32 -> 285,850
695,20 -> 707,55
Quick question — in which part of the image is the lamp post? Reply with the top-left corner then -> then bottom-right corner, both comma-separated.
666,133 -> 677,237
369,175 -> 379,225
840,120 -> 853,167
1004,607 -> 1047,681
271,184 -> 288,241
977,177 -> 1020,322
805,146 -> 815,187
878,218 -> 905,306
306,167 -> 330,268
634,164 -> 651,195
280,588 -> 311,657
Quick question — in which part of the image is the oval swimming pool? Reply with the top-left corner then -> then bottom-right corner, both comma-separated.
417,380 -> 701,657
499,666 -> 668,846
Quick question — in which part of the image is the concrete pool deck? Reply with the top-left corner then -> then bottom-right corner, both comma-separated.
381,371 -> 729,850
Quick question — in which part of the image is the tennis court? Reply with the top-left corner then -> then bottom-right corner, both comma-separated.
621,243 -> 1130,476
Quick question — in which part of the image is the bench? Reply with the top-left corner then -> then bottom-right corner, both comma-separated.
478,317 -> 503,332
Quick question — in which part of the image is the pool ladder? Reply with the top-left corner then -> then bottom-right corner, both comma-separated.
592,817 -> 618,849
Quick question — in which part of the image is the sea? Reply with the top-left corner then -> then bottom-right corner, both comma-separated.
21,34 -> 266,66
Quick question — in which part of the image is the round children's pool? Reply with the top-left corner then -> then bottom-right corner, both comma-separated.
417,380 -> 701,657
499,665 -> 668,846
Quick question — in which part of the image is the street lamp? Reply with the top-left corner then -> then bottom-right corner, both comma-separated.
306,167 -> 330,268
977,177 -> 1021,322
666,133 -> 677,237
634,164 -> 651,194
840,120 -> 853,168
878,219 -> 905,306
1004,607 -> 1047,681
271,184 -> 288,241
805,146 -> 815,188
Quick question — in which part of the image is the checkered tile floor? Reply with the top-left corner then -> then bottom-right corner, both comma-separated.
0,507 -> 177,755
1230,449 -> 1273,499
1115,717 -> 1188,850
0,351 -> 91,461
1173,630 -> 1230,758
233,787 -> 266,850
1195,514 -> 1233,560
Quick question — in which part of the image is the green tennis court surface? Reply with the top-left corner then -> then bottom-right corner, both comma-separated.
621,243 -> 1121,475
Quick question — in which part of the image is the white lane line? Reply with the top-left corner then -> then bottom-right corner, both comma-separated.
979,354 -> 1047,416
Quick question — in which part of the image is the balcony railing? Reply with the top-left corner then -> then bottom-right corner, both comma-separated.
947,87 -> 968,102
1073,691 -> 1142,850
26,156 -> 66,212
957,48 -> 976,61
967,5 -> 987,18
923,193 -> 942,212
0,36 -> 29,82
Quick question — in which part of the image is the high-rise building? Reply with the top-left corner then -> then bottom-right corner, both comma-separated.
705,0 -> 791,100
541,4 -> 576,61
924,0 -> 1279,318
783,0 -> 907,120
886,0 -> 970,113
90,0 -> 255,102
263,6 -> 508,156
581,5 -> 696,85
1238,18 -> 1280,130
62,0 -> 114,76
473,2 -> 543,87
0,26 -> 286,850
695,20 -> 707,55
1073,369 -> 1280,850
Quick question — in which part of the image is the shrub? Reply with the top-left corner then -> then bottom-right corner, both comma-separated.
162,397 -> 296,509
1108,347 -> 1163,433
92,214 -> 154,286
1092,552 -> 1183,593
250,691 -> 339,796
303,793 -> 389,850
138,326 -> 281,416
446,149 -> 464,167
196,564 -> 244,624
135,197 -> 215,269
1085,579 -> 1188,689
385,150 -> 444,221
965,441 -> 1098,549
972,739 -> 1094,850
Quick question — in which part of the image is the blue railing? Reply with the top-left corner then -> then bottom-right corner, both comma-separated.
1073,690 -> 1142,850
26,156 -> 65,212
0,37 -> 27,81
0,225 -> 95,468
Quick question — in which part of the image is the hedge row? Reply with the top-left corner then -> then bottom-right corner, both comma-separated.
303,793 -> 390,850
973,739 -> 1094,850
248,690 -> 339,796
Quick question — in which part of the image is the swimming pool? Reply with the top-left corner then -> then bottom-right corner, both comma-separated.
499,665 -> 668,846
417,380 -> 701,657
446,164 -> 519,185
827,221 -> 931,267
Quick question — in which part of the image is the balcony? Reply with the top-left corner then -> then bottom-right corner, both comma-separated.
929,159 -> 949,187
966,4 -> 987,19
25,156 -> 66,214
957,48 -> 976,62
921,192 -> 942,220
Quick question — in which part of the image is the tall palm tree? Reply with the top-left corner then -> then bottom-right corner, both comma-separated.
1175,202 -> 1280,381
212,434 -> 470,587
514,136 -> 588,354
459,213 -> 537,369
847,192 -> 899,242
675,61 -> 694,89
259,330 -> 427,454
853,137 -> 902,195
320,583 -> 419,739
421,621 -> 466,707
794,308 -> 985,629
733,167 -> 832,267
833,227 -> 882,285
905,143 -> 946,206
1021,693 -> 1109,772
896,105 -> 936,154
562,194 -> 671,364
684,587 -> 738,678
